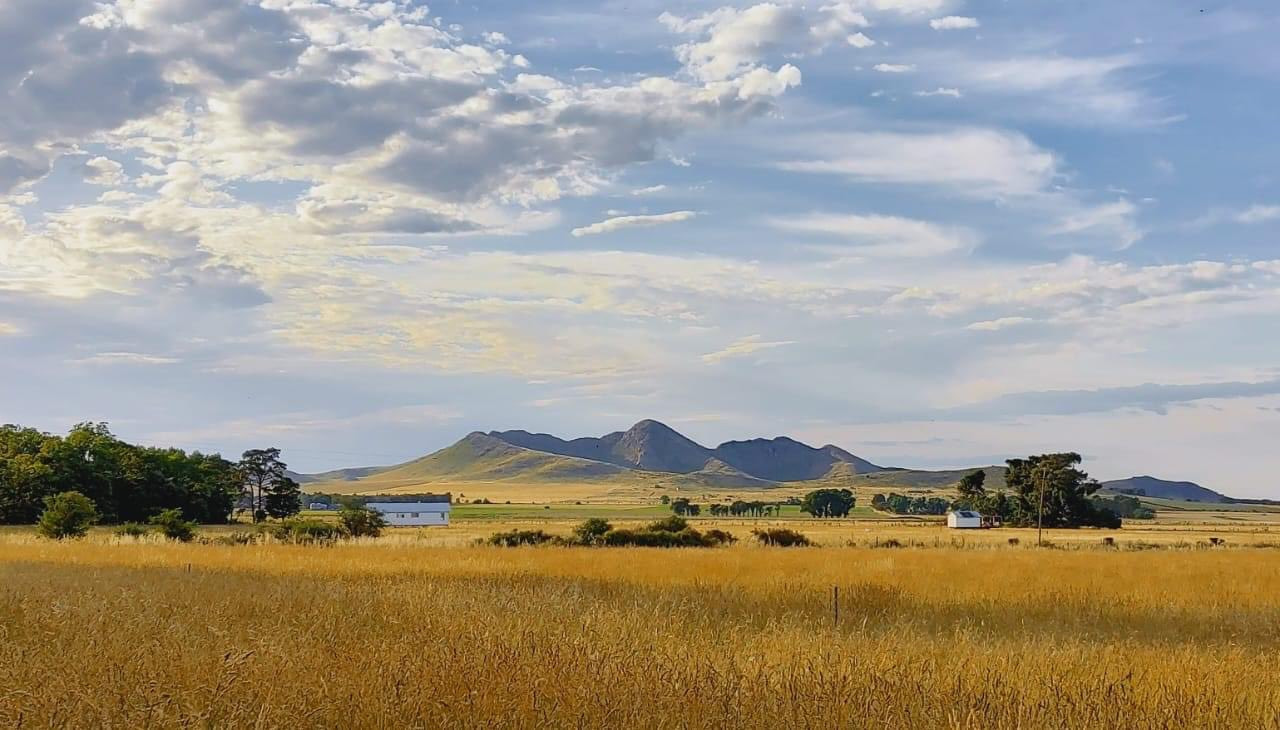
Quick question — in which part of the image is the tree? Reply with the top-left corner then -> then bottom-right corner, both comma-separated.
957,469 -> 986,500
264,476 -> 301,520
149,508 -> 196,542
1004,453 -> 1120,535
239,448 -> 297,522
800,488 -> 855,518
572,517 -> 612,545
36,491 -> 99,539
338,505 -> 388,538
670,497 -> 693,516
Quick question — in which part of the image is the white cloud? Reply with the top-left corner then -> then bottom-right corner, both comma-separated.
659,2 -> 875,82
964,316 -> 1032,331
873,63 -> 915,73
1048,199 -> 1142,249
915,87 -> 962,97
930,16 -> 979,30
702,334 -> 795,364
778,128 -> 1060,198
76,352 -> 181,366
1237,205 -> 1280,224
942,54 -> 1171,127
0,321 -> 19,336
846,32 -> 876,48
571,211 -> 697,237
632,185 -> 669,196
80,157 -> 126,186
769,213 -> 976,257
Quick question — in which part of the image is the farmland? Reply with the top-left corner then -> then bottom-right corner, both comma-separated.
4,517 -> 1280,728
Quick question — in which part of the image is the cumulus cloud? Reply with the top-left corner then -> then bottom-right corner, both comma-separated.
930,16 -> 980,30
571,211 -> 697,237
80,157 -> 126,186
769,213 -> 976,257
659,3 -> 870,82
702,334 -> 795,363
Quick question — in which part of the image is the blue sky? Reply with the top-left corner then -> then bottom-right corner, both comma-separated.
2,0 -> 1279,496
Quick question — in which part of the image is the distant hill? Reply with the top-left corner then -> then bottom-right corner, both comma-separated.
288,466 -> 384,485
713,437 -> 882,481
1100,476 -> 1230,503
300,419 -> 895,491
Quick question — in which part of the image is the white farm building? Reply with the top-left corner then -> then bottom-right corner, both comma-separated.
946,510 -> 984,529
366,495 -> 451,526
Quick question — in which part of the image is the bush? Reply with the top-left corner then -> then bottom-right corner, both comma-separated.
114,523 -> 151,538
201,530 -> 262,546
36,491 -> 99,540
486,529 -> 556,547
149,508 -> 197,542
751,527 -> 811,547
646,516 -> 689,533
272,519 -> 340,544
701,528 -> 737,545
572,518 -> 612,545
338,506 -> 388,538
601,527 -> 711,547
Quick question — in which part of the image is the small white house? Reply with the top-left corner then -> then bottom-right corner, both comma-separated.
947,510 -> 983,529
366,498 -> 451,526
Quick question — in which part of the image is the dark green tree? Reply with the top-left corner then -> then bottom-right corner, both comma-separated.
264,475 -> 302,520
957,469 -> 987,500
1004,453 -> 1119,529
572,517 -> 612,545
338,505 -> 388,538
239,448 -> 294,522
800,488 -> 856,518
36,491 -> 99,539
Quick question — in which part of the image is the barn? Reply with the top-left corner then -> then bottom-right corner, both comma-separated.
946,510 -> 983,529
365,495 -> 451,526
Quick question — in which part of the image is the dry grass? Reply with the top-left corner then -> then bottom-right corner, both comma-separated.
3,534 -> 1280,728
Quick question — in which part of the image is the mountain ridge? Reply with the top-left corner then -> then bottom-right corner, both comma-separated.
302,419 -> 888,489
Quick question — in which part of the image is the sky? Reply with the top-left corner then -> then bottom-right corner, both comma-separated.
2,0 -> 1279,496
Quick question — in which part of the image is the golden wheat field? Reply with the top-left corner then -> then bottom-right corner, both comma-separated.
3,531 -> 1280,729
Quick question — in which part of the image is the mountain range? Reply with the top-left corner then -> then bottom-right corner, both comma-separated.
296,419 -> 893,491
293,419 -> 1233,500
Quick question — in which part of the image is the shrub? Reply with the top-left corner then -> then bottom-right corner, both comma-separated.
114,523 -> 151,538
1008,538 -> 1020,546
36,491 -> 99,540
601,528 -> 709,548
486,529 -> 556,547
338,506 -> 388,538
751,528 -> 811,547
149,508 -> 197,542
646,516 -> 689,533
875,538 -> 904,549
572,518 -> 612,545
1101,537 -> 1116,548
272,519 -> 340,544
201,531 -> 262,546
702,528 -> 737,545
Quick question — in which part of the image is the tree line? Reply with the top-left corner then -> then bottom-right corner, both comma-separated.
0,423 -> 302,525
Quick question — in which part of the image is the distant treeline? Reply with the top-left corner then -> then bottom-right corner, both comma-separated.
0,423 -> 298,525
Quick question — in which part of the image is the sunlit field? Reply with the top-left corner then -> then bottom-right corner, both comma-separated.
4,521 -> 1280,729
